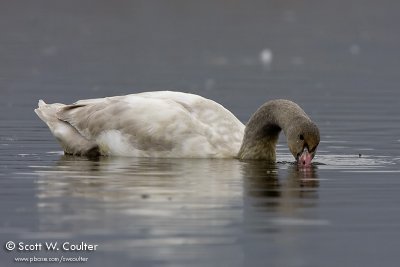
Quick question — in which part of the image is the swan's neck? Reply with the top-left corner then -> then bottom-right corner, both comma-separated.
237,100 -> 308,161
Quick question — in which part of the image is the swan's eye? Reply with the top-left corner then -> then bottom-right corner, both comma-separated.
299,134 -> 304,140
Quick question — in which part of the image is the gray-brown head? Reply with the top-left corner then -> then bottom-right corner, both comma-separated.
286,119 -> 320,166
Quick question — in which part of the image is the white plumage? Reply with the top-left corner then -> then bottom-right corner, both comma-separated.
35,91 -> 245,158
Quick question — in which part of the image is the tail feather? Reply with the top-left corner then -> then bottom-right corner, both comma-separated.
38,99 -> 46,107
34,100 -> 99,156
34,100 -> 65,122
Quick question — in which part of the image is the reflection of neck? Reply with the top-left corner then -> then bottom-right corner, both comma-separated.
238,100 -> 308,161
242,163 -> 319,203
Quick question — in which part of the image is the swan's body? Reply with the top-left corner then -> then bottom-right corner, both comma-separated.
35,91 -> 320,164
35,91 -> 245,158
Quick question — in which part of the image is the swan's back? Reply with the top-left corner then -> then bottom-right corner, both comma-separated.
35,91 -> 245,158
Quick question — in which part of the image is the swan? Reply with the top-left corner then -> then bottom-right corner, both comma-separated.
34,91 -> 320,165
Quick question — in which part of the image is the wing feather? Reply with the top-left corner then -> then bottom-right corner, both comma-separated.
55,91 -> 244,157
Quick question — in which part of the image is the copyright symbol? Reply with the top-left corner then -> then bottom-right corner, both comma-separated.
5,241 -> 16,251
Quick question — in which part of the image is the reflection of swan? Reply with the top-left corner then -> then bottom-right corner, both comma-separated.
241,161 -> 319,213
242,161 -> 319,229
35,157 -> 320,220
34,157 -> 321,233
34,157 -> 322,265
36,156 -> 244,202
35,91 -> 319,165
240,162 -> 324,267
34,156 -> 249,250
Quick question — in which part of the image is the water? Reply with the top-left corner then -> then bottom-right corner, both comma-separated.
1,1 -> 400,266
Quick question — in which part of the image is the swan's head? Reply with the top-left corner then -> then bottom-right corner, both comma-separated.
287,121 -> 320,166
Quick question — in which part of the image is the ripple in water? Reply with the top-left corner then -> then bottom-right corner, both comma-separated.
277,152 -> 395,171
